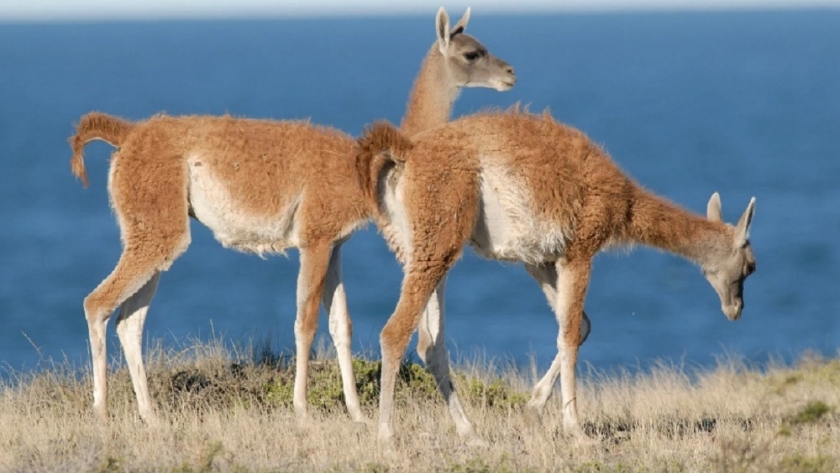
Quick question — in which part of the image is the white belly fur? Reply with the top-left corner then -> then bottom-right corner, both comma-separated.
471,164 -> 569,264
187,155 -> 301,256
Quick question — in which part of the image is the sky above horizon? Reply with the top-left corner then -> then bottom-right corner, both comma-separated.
2,0 -> 839,21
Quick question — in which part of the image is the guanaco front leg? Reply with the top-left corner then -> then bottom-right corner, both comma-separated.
322,241 -> 364,422
293,244 -> 332,419
527,260 -> 591,439
524,262 -> 591,346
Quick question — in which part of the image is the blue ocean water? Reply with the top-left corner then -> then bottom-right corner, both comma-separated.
0,11 -> 838,377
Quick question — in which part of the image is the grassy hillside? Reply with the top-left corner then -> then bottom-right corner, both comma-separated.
1,339 -> 837,472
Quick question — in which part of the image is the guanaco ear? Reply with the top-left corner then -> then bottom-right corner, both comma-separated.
436,7 -> 452,54
706,192 -> 723,222
734,197 -> 756,246
451,7 -> 470,36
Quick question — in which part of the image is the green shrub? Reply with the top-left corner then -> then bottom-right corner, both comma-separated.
786,400 -> 832,426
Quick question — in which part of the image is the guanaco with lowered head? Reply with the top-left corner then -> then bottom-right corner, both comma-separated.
356,109 -> 756,443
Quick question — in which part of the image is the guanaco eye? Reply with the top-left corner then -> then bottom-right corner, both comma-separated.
463,51 -> 480,61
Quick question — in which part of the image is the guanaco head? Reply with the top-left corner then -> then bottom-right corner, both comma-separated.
436,7 -> 517,91
702,192 -> 757,321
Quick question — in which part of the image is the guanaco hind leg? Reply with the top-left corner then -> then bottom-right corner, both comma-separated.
115,272 -> 161,422
85,151 -> 190,420
378,265 -> 448,441
84,244 -> 183,421
416,275 -> 484,444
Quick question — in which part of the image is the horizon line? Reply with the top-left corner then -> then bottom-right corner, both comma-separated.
2,3 -> 838,23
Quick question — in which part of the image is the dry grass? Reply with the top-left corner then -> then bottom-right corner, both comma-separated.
1,339 -> 838,472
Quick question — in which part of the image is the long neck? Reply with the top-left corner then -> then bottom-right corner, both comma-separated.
624,187 -> 732,266
400,45 -> 460,137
